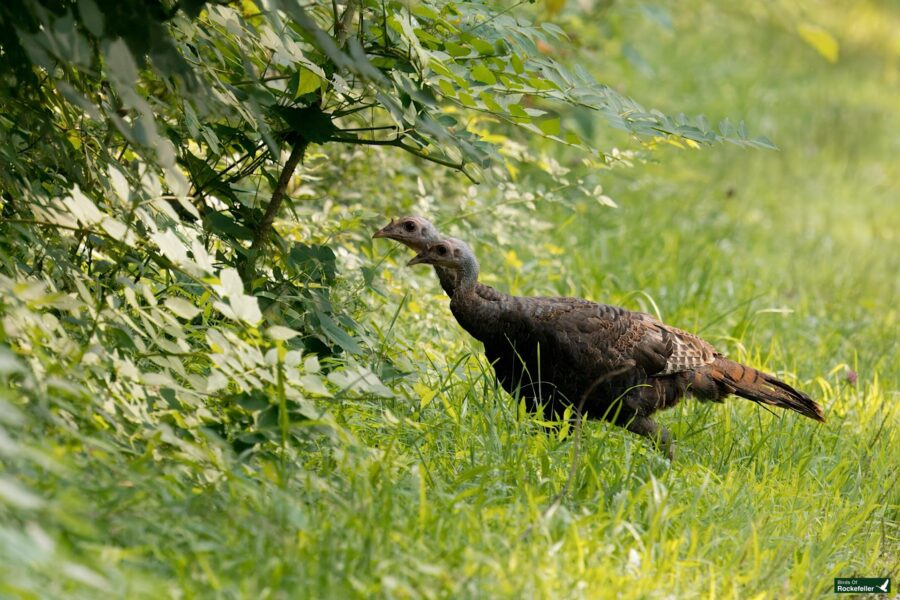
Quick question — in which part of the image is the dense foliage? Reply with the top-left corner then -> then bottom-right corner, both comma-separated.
1,0 -> 897,597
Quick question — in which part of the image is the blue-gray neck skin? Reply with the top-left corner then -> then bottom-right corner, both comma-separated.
455,249 -> 480,291
434,236 -> 468,297
422,231 -> 453,296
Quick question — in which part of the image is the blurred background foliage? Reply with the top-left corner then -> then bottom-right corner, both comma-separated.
0,0 -> 897,597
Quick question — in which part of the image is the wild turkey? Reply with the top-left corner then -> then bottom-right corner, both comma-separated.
405,237 -> 825,458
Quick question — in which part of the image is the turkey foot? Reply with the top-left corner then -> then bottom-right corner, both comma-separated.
622,416 -> 674,460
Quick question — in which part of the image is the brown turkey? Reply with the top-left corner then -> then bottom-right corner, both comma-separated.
405,237 -> 825,459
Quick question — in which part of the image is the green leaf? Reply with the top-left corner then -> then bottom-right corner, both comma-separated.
205,212 -> 254,241
508,104 -> 531,121
471,64 -> 497,85
0,477 -> 44,509
77,0 -> 105,37
445,42 -> 470,58
470,38 -> 494,55
314,310 -> 362,354
410,4 -> 440,20
327,364 -> 392,396
104,39 -> 139,87
267,326 -> 301,341
298,374 -> 331,397
541,22 -> 568,39
479,93 -> 503,113
294,68 -> 323,97
230,390 -> 269,411
537,118 -> 561,136
270,105 -> 337,144
217,294 -> 263,325
152,229 -> 189,264
165,297 -> 201,320
510,53 -> 525,74
288,244 -> 337,283
437,78 -> 456,97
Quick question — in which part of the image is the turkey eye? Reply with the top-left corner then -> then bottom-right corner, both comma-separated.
403,222 -> 415,232
437,246 -> 447,255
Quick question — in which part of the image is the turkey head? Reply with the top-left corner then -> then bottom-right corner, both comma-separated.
408,239 -> 467,268
373,216 -> 441,252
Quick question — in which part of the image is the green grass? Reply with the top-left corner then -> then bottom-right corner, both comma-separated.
3,2 -> 898,598
334,4 -> 900,597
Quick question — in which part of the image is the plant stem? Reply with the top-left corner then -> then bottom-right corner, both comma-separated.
240,141 -> 308,284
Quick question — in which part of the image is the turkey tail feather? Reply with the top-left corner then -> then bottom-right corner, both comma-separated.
705,358 -> 825,422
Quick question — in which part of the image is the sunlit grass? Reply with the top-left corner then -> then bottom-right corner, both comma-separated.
2,2 -> 898,599
322,3 -> 900,597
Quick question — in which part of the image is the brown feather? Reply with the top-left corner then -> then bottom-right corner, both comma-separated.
700,358 -> 825,422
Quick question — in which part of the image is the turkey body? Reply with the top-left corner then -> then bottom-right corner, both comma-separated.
453,287 -> 699,420
396,230 -> 824,458
452,284 -> 823,445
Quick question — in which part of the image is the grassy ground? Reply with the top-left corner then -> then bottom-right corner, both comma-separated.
4,2 -> 897,599
341,3 -> 899,598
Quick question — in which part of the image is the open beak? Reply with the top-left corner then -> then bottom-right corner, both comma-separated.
407,253 -> 429,266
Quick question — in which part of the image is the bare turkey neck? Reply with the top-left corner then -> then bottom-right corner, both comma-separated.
434,266 -> 456,296
456,254 -> 479,290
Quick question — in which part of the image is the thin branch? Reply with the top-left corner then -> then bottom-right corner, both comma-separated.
328,136 -> 398,146
116,141 -> 130,162
327,136 -> 477,182
190,140 -> 268,197
333,102 -> 378,117
394,141 -> 475,181
338,125 -> 398,132
335,0 -> 358,47
239,141 -> 308,284
1,217 -> 104,237
229,74 -> 293,86
463,0 -> 528,33
332,0 -> 340,37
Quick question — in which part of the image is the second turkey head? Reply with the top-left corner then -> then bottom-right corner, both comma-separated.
408,239 -> 479,288
372,216 -> 441,251
408,239 -> 478,272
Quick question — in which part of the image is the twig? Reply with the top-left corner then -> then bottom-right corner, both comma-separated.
339,125 -> 398,132
333,102 -> 378,117
229,74 -> 293,86
335,0 -> 358,47
462,0 -> 529,34
190,140 -> 267,197
239,141 -> 308,284
327,136 -> 476,182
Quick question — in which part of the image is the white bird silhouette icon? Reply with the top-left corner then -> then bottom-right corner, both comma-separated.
876,578 -> 889,592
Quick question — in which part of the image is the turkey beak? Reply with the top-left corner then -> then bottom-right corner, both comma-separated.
407,253 -> 429,266
372,219 -> 395,239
